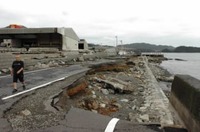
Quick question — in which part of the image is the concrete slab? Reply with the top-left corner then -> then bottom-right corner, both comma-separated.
42,108 -> 162,132
63,108 -> 112,131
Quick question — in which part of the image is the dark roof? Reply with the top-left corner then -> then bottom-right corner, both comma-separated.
0,28 -> 57,34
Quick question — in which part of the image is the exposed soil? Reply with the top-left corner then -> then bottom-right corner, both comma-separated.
4,72 -> 86,132
4,56 -> 179,131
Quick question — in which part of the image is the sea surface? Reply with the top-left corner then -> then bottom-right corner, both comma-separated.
161,53 -> 200,80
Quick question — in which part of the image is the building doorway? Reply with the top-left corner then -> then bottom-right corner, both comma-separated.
79,43 -> 84,49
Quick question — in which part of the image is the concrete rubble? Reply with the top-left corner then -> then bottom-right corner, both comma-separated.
1,69 -> 10,73
20,109 -> 32,116
0,53 -> 188,131
48,56 -> 176,125
94,77 -> 134,94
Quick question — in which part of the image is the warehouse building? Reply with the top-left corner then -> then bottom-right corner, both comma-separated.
0,25 -> 83,51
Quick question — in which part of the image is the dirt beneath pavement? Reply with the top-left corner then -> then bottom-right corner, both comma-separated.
4,55 -> 180,131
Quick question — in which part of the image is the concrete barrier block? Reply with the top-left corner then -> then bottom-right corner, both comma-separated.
170,74 -> 200,132
190,84 -> 200,121
172,75 -> 200,120
171,76 -> 193,111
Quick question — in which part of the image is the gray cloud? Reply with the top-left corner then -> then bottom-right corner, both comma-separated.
123,17 -> 141,23
62,11 -> 68,16
0,8 -> 25,27
0,8 -> 70,28
80,32 -> 200,47
0,7 -> 200,47
116,34 -> 200,47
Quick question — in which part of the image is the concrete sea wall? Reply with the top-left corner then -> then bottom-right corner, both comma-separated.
170,75 -> 200,132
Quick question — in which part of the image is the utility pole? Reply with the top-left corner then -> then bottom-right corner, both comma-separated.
115,36 -> 118,47
120,40 -> 123,54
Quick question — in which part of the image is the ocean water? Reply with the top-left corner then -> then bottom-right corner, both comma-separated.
161,53 -> 200,80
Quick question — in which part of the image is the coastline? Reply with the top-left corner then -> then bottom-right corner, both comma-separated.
147,55 -> 174,97
1,54 -> 184,131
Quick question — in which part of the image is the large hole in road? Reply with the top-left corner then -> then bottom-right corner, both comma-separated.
51,60 -> 141,117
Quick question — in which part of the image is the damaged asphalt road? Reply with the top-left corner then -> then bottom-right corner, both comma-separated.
0,65 -> 88,98
0,57 -> 187,132
0,64 -> 89,131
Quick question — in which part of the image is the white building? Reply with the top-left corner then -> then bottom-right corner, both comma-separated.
0,26 -> 80,51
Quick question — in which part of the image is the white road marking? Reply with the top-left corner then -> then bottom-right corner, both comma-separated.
0,67 -> 55,79
104,118 -> 120,132
2,77 -> 66,100
1,68 -> 89,100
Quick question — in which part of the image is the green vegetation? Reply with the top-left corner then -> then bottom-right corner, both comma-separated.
117,43 -> 174,52
173,46 -> 200,52
118,43 -> 200,53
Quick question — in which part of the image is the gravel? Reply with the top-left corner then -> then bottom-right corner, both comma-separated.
4,56 -> 177,131
4,72 -> 86,131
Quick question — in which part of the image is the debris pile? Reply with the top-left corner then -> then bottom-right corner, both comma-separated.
52,57 -> 165,123
4,55 -> 182,131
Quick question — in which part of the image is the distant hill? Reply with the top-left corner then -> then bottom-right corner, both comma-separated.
88,43 -> 114,48
174,46 -> 200,52
88,43 -> 200,53
117,43 -> 175,52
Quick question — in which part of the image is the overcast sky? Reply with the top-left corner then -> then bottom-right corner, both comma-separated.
1,0 -> 200,47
